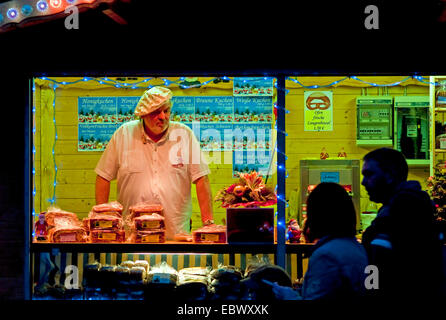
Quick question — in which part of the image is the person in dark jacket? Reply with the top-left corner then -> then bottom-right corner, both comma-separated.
361,148 -> 446,299
269,182 -> 368,300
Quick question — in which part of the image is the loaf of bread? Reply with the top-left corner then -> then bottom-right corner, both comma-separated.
92,201 -> 123,217
192,225 -> 227,243
120,260 -> 135,268
90,229 -> 126,243
133,230 -> 165,243
134,260 -> 150,272
147,261 -> 178,285
45,209 -> 81,228
49,226 -> 87,242
128,203 -> 163,220
178,267 -> 210,285
133,213 -> 165,231
88,215 -> 123,230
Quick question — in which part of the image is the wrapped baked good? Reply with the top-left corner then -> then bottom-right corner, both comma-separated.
83,262 -> 101,288
129,266 -> 146,284
44,207 -> 86,242
48,226 -> 87,242
133,230 -> 165,243
134,260 -> 150,272
90,229 -> 125,243
147,261 -> 178,285
91,201 -> 123,217
133,213 -> 165,231
115,266 -> 130,287
88,214 -> 123,231
98,265 -> 117,290
128,203 -> 163,221
87,202 -> 124,233
243,255 -> 272,277
174,232 -> 193,242
45,207 -> 81,229
209,264 -> 243,300
210,264 -> 243,281
192,225 -> 227,243
121,260 -> 135,268
178,267 -> 210,285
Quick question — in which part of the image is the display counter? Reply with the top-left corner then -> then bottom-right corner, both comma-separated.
30,242 -> 315,300
31,242 -> 314,253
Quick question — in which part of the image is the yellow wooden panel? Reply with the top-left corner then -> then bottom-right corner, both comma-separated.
99,253 -> 106,265
56,170 -> 97,184
35,76 -> 432,238
40,87 -> 57,210
55,155 -> 103,170
302,257 -> 309,277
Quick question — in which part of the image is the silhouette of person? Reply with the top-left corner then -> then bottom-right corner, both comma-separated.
361,147 -> 446,299
269,182 -> 368,300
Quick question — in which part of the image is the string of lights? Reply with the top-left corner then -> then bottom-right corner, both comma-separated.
35,74 -> 438,228
50,83 -> 58,205
286,75 -> 443,87
32,82 -> 37,237
0,0 -> 113,30
34,76 -> 281,215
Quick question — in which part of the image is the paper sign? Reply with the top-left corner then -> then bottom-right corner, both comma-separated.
320,172 -> 340,183
304,91 -> 333,131
233,77 -> 274,96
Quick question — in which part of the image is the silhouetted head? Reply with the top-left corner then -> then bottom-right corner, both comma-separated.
305,182 -> 357,242
362,148 -> 408,204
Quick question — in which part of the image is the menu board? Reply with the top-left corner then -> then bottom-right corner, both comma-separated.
171,96 -> 195,122
232,149 -> 273,178
195,96 -> 234,122
233,77 -> 274,96
77,94 -> 275,183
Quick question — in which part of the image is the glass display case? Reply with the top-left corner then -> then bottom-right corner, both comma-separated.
356,96 -> 393,146
299,159 -> 361,231
394,96 -> 430,167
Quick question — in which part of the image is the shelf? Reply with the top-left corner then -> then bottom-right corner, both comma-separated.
30,242 -> 314,254
406,159 -> 430,167
356,139 -> 393,147
435,149 -> 446,153
435,108 -> 446,113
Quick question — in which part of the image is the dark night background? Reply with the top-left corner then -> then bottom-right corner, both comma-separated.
0,0 -> 445,312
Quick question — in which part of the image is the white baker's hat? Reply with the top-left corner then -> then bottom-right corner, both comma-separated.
134,86 -> 173,117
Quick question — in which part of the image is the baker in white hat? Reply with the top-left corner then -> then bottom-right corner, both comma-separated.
95,86 -> 215,240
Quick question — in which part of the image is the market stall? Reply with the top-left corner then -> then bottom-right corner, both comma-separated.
29,74 -> 445,300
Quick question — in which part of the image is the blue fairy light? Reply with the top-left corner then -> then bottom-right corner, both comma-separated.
36,1 -> 48,12
21,5 -> 33,16
7,8 -> 18,19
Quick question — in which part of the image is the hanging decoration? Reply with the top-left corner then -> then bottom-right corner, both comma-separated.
0,0 -> 114,31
